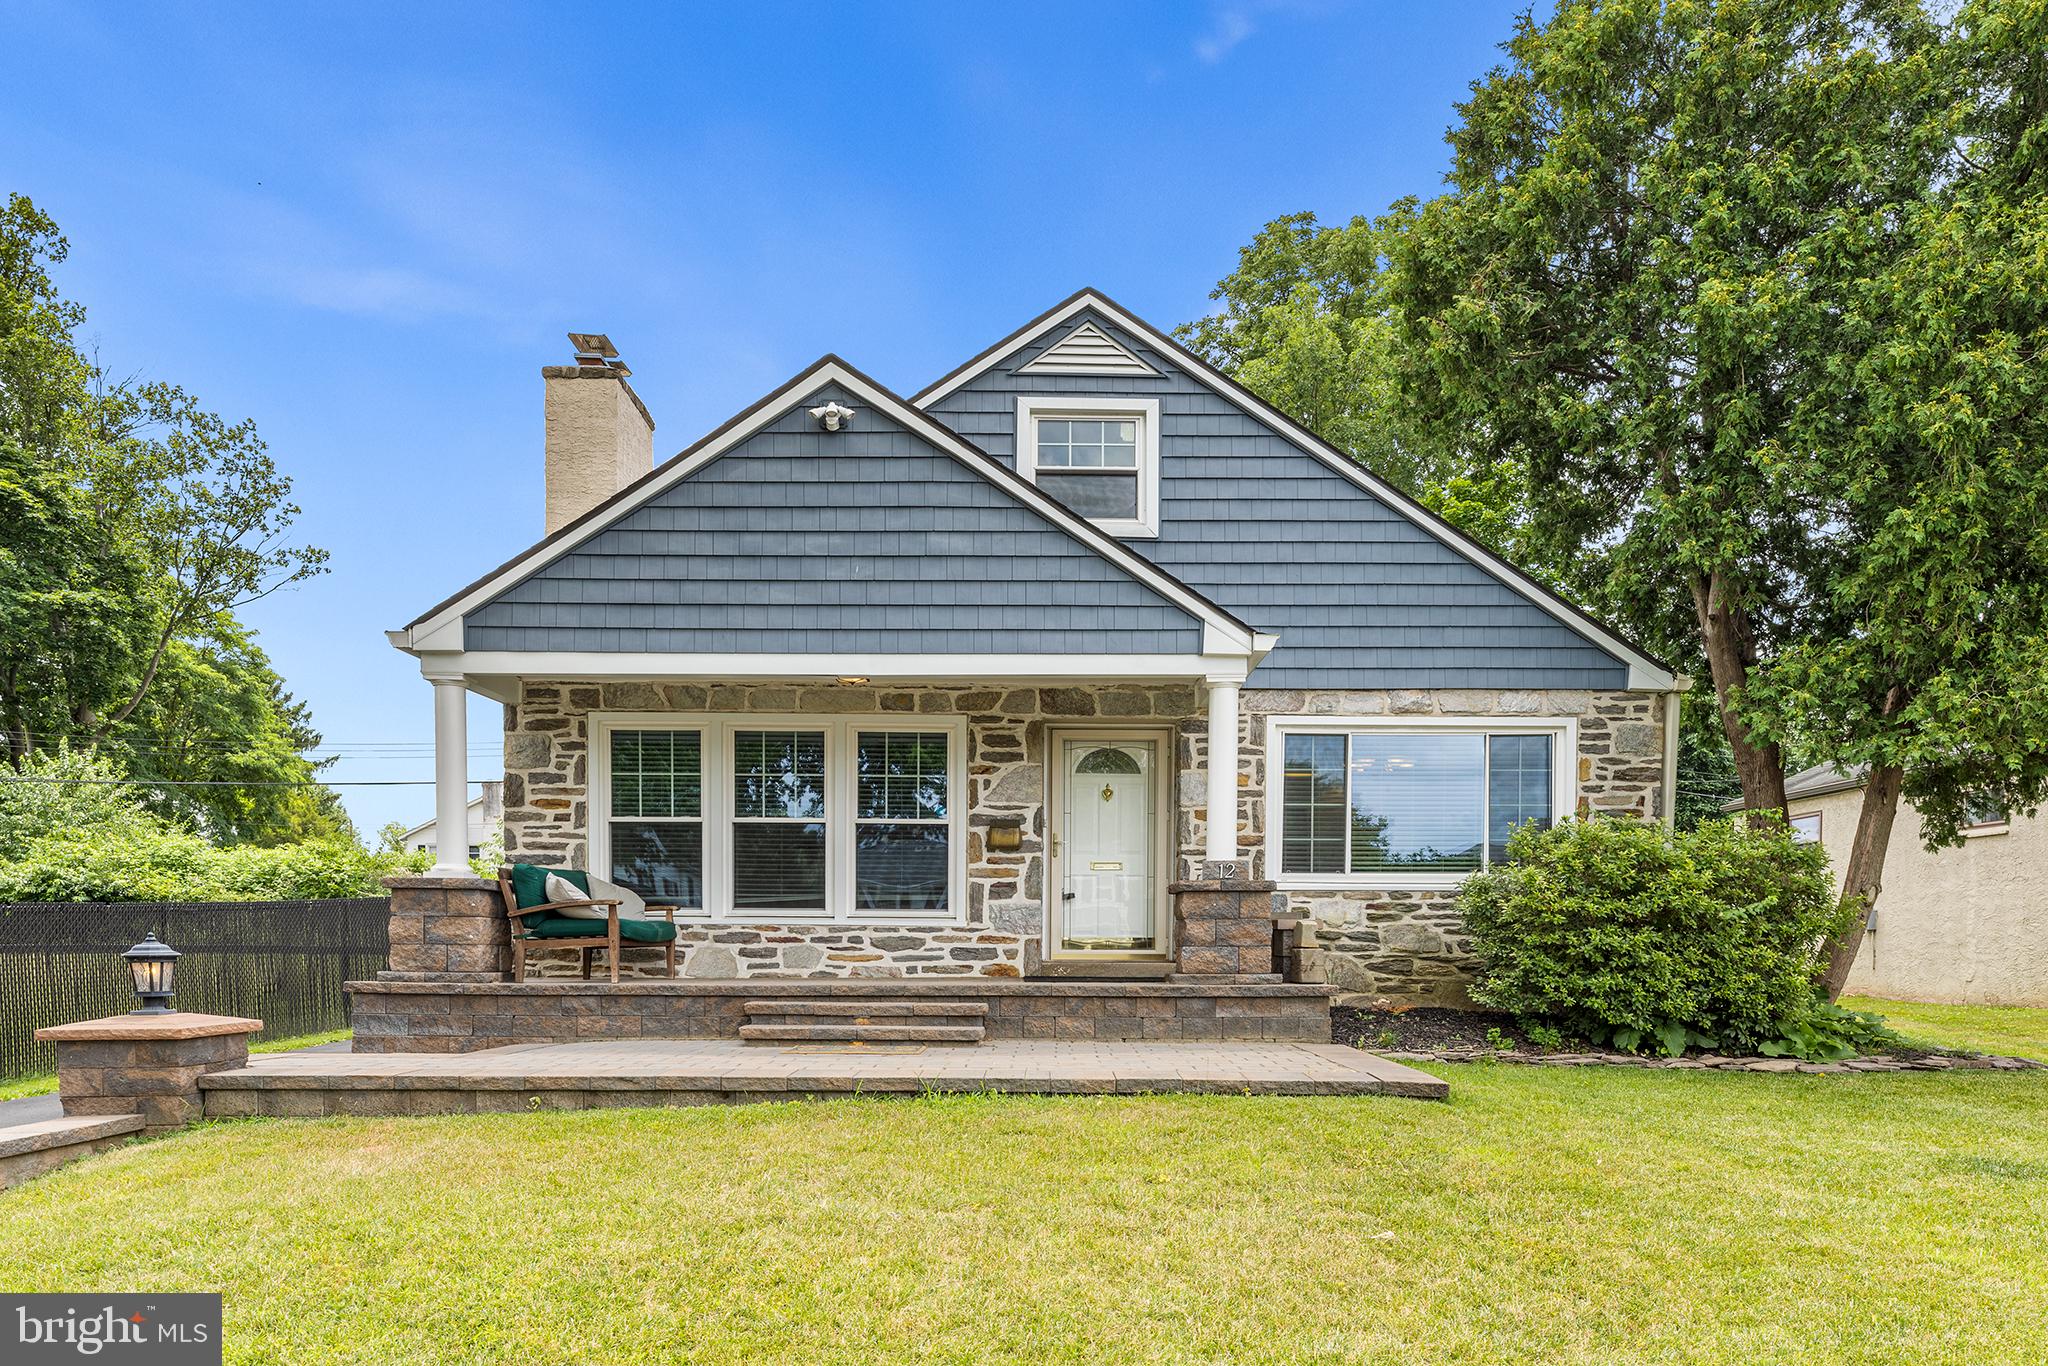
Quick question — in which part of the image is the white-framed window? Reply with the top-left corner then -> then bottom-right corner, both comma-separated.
1016,395 -> 1160,538
1789,812 -> 1822,845
1266,715 -> 1578,890
591,713 -> 967,922
1963,793 -> 2010,837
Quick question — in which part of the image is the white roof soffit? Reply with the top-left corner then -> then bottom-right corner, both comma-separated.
389,354 -> 1259,662
915,289 -> 1679,692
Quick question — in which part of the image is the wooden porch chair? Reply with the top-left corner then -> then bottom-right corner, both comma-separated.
497,865 -> 678,983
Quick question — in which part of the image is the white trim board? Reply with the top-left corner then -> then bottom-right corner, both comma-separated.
390,355 -> 1259,662
915,289 -> 1680,693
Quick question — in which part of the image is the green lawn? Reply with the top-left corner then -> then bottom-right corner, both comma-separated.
0,1029 -> 354,1101
3,1067 -> 2044,1364
1845,996 -> 2048,1061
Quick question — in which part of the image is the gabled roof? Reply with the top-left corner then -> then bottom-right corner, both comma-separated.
915,288 -> 1680,692
393,353 -> 1258,657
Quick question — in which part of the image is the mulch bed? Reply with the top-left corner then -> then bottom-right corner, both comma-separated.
1332,1005 -> 2046,1073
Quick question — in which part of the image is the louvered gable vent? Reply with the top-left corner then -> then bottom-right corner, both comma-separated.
1016,320 -> 1158,377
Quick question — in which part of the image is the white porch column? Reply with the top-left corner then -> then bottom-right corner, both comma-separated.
1204,677 -> 1241,864
428,675 -> 472,878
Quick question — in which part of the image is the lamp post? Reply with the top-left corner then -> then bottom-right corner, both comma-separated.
123,932 -> 180,1014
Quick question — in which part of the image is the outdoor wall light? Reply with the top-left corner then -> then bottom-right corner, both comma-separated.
123,932 -> 180,1014
986,817 -> 1025,853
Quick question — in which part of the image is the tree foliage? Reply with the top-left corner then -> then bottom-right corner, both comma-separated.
1190,0 -> 2048,998
0,192 -> 338,845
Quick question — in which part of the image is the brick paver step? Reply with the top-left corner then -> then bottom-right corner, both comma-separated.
737,1023 -> 987,1045
743,999 -> 990,1019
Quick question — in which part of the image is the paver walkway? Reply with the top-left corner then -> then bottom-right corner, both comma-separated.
204,1039 -> 1447,1110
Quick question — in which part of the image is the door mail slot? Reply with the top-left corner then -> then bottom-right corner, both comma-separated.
1089,860 -> 1124,871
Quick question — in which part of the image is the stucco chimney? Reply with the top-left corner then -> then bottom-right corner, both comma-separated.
542,332 -> 654,535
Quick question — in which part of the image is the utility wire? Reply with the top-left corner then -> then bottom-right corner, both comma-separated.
0,777 -> 465,788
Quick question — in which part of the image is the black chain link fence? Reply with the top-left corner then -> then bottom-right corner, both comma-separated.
0,900 -> 389,1080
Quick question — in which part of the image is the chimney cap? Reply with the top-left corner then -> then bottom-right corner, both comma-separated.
568,331 -> 619,360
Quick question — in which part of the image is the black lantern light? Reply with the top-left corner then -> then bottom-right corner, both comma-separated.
123,932 -> 180,1014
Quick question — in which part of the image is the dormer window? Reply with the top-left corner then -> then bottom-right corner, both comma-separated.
1017,396 -> 1160,539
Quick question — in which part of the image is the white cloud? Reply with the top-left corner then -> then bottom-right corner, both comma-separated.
1194,6 -> 1258,64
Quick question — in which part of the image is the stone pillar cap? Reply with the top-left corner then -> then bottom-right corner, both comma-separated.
35,1013 -> 264,1042
382,874 -> 498,890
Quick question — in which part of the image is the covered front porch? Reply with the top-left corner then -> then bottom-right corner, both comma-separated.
403,661 -> 1278,984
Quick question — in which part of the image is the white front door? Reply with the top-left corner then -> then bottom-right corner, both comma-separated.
1048,731 -> 1167,956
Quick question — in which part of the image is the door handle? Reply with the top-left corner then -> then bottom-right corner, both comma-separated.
1063,892 -> 1076,900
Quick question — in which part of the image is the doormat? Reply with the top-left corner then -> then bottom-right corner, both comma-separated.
780,1044 -> 930,1055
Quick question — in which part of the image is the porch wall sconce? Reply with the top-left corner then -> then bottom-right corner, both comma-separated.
986,817 -> 1025,853
123,932 -> 181,1014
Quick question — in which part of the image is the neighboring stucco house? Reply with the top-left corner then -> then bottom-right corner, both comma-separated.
386,292 -> 1682,1002
400,781 -> 503,859
1739,763 -> 2047,1007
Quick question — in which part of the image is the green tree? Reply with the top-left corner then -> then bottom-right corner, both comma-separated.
1386,0 -> 1948,828
1741,0 -> 2048,993
0,438 -> 149,763
1,192 -> 340,845
1,193 -> 328,756
118,621 -> 353,846
0,745 -> 160,863
1177,211 -> 1442,495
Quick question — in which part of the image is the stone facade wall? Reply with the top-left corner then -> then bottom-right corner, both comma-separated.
1233,688 -> 1669,1006
500,679 -> 1666,998
502,680 -> 1205,980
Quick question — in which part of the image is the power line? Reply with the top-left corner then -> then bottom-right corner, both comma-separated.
0,777 -> 465,788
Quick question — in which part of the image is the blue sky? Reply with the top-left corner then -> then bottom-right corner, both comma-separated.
2,1 -> 1525,836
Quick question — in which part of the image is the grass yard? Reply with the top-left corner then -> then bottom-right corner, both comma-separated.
1845,996 -> 2048,1061
2,1066 -> 2043,1365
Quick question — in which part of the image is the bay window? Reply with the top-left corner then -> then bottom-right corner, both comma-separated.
595,714 -> 964,920
1273,718 -> 1572,886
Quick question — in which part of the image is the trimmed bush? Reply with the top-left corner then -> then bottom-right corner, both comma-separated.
1460,817 -> 1855,1054
0,828 -> 390,903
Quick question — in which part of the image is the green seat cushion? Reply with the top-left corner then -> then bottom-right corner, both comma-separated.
520,915 -> 677,944
509,863 -> 589,909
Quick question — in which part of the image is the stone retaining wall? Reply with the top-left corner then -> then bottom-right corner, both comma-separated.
346,979 -> 1333,1050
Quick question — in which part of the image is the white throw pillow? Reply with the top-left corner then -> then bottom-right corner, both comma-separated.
586,874 -> 647,920
546,871 -> 646,920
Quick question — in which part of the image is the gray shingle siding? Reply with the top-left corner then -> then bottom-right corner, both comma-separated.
922,312 -> 1633,689
464,384 -> 1208,655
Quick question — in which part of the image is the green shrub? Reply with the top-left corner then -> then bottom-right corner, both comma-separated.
0,829 -> 391,902
0,823 -> 498,903
1460,817 -> 1855,1055
0,747 -> 160,862
0,824 -> 220,902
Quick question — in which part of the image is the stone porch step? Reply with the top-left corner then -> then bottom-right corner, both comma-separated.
742,999 -> 990,1019
1032,960 -> 1177,981
737,1023 -> 991,1048
0,1113 -> 146,1190
738,1023 -> 986,1045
